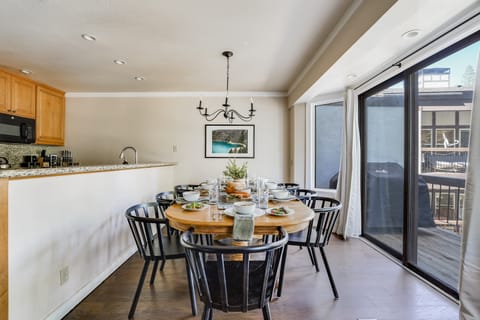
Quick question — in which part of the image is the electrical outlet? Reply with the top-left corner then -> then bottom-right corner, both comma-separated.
173,144 -> 178,152
60,266 -> 69,285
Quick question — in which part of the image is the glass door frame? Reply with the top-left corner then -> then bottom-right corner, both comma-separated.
359,30 -> 480,299
359,73 -> 408,263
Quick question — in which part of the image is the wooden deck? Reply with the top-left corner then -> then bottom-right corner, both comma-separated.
371,226 -> 461,290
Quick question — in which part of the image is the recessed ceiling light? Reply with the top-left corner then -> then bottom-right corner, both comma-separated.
134,76 -> 145,81
20,69 -> 32,75
81,33 -> 96,41
402,29 -> 421,39
113,59 -> 126,65
347,73 -> 357,79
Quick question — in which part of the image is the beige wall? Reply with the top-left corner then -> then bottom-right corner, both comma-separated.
291,103 -> 306,187
65,96 -> 289,185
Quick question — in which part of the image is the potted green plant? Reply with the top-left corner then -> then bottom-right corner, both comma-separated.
223,159 -> 248,189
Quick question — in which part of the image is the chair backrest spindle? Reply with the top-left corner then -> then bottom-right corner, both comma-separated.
310,197 -> 342,247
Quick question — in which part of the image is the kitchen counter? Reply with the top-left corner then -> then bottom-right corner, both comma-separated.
2,163 -> 177,320
0,162 -> 176,178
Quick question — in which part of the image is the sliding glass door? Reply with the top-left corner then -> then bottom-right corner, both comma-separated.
362,79 -> 405,255
360,31 -> 479,296
413,40 -> 479,291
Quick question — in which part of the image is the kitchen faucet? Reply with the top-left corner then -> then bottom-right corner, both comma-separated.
119,146 -> 138,164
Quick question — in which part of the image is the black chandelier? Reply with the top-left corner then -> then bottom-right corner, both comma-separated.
197,51 -> 256,123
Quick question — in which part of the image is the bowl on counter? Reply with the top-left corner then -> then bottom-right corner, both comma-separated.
0,157 -> 11,169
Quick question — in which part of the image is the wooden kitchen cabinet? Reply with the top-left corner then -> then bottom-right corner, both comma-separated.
11,76 -> 36,118
35,85 -> 65,145
0,70 -> 11,114
0,70 -> 36,118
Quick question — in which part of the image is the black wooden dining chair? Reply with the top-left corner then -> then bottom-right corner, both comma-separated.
125,202 -> 197,318
181,227 -> 288,320
156,191 -> 176,203
155,191 -> 178,236
174,184 -> 200,198
276,196 -> 342,299
277,182 -> 300,195
296,188 -> 317,207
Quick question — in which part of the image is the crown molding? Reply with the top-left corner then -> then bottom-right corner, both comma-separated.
65,91 -> 287,98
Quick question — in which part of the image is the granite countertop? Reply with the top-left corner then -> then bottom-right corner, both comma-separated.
0,162 -> 177,178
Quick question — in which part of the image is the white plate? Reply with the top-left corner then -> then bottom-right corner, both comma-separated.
271,195 -> 297,202
224,207 -> 265,218
182,203 -> 209,211
266,207 -> 295,216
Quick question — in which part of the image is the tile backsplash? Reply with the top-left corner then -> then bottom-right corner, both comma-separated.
0,143 -> 63,168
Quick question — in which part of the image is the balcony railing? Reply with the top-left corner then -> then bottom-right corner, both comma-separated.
422,150 -> 468,174
420,170 -> 466,235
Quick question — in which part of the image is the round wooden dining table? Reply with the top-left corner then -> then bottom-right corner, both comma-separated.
166,199 -> 314,235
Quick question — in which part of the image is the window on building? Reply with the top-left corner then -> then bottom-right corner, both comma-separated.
421,129 -> 432,147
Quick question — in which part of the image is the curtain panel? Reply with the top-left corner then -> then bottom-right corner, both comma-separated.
334,88 -> 362,238
459,52 -> 480,319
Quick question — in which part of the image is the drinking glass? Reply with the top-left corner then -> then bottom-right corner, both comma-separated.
211,206 -> 224,221
217,191 -> 228,210
218,176 -> 227,191
208,184 -> 218,204
256,177 -> 265,197
258,190 -> 269,209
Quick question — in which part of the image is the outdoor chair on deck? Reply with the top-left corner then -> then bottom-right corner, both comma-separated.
277,196 -> 342,298
181,228 -> 288,320
125,202 -> 196,318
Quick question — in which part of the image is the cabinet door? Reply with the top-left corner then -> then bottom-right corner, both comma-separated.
36,86 -> 65,145
11,76 -> 36,118
0,71 -> 11,113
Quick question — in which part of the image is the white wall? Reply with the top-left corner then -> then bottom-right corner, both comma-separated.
8,166 -> 174,320
65,96 -> 289,185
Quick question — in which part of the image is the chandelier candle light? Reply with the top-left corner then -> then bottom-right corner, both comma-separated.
197,51 -> 256,123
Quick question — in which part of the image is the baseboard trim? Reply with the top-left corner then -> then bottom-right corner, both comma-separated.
44,245 -> 137,320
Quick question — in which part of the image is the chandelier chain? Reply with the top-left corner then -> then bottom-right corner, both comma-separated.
196,50 -> 256,123
226,54 -> 230,95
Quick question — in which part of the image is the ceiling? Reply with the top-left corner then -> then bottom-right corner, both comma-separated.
0,0 -> 479,98
0,0 -> 354,92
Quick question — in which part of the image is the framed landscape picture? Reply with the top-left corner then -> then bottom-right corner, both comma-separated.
205,124 -> 255,158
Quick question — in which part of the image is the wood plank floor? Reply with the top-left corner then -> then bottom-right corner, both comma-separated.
371,227 -> 460,289
63,237 -> 459,320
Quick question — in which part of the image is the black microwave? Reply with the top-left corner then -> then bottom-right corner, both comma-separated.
0,113 -> 35,144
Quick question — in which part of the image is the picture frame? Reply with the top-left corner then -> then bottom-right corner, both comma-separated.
205,124 -> 255,158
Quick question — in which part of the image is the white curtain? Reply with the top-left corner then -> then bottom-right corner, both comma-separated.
334,88 -> 362,238
459,52 -> 480,319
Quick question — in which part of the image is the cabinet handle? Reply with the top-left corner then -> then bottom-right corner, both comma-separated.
12,110 -> 16,113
